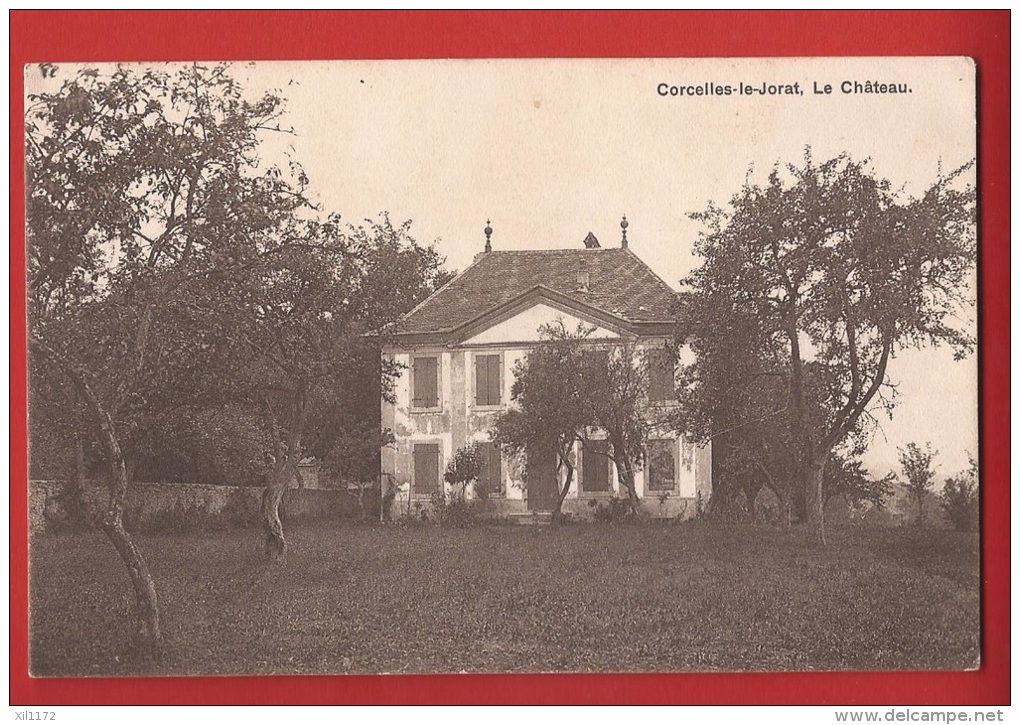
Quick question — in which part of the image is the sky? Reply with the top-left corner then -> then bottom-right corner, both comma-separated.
27,57 -> 978,479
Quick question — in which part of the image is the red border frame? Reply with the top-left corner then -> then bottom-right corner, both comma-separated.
10,11 -> 1009,705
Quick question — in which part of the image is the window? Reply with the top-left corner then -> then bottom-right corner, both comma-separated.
478,441 -> 504,497
411,356 -> 439,409
582,440 -> 612,493
412,443 -> 441,496
475,354 -> 501,407
647,348 -> 676,402
646,439 -> 677,492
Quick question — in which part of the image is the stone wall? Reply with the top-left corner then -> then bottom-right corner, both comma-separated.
386,493 -> 700,522
29,479 -> 367,534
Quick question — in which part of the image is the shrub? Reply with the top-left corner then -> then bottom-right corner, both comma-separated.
125,499 -> 207,533
588,496 -> 630,523
444,443 -> 482,499
219,488 -> 260,529
941,474 -> 978,533
44,479 -> 93,532
431,491 -> 474,528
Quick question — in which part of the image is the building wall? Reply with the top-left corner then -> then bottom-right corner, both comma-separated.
381,337 -> 712,519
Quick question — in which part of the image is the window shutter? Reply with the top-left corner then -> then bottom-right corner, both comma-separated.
648,349 -> 675,402
582,440 -> 611,492
475,355 -> 488,406
647,440 -> 676,491
414,357 -> 438,408
481,441 -> 503,496
476,355 -> 501,406
487,355 -> 501,405
413,444 -> 440,495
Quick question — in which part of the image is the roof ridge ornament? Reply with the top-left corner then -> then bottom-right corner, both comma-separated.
621,214 -> 629,248
583,231 -> 600,249
484,219 -> 493,253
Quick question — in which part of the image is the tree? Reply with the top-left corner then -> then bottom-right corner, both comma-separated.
27,62 -> 315,650
897,442 -> 938,528
444,442 -> 483,499
940,455 -> 979,533
584,340 -> 662,514
678,151 -> 976,544
214,214 -> 449,557
492,321 -> 668,519
824,451 -> 895,512
491,321 -> 592,523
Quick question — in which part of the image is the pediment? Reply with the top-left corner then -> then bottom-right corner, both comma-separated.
460,301 -> 622,346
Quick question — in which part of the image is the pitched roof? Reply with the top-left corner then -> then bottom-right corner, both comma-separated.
390,247 -> 678,336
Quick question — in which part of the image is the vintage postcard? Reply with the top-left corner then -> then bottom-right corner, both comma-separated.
26,56 -> 978,677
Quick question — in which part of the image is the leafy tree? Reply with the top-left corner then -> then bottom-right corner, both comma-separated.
492,320 -> 668,519
940,455 -> 979,533
27,62 -> 318,649
678,151 -> 975,545
444,442 -> 483,499
897,442 -> 938,528
211,214 -> 449,557
29,56 -> 454,555
491,321 -> 592,523
824,451 -> 895,511
584,340 -> 661,514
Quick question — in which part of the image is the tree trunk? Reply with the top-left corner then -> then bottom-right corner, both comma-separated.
915,494 -> 925,529
68,433 -> 88,527
617,457 -> 640,515
261,392 -> 307,560
552,455 -> 574,525
101,513 -> 161,649
261,463 -> 288,560
31,338 -> 161,652
804,458 -> 827,546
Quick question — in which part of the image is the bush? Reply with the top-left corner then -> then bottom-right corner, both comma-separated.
445,443 -> 482,501
588,496 -> 631,523
219,487 -> 260,529
940,475 -> 978,532
44,479 -> 93,532
124,499 -> 209,533
432,491 -> 474,527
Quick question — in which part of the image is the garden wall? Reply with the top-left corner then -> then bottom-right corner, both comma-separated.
29,479 -> 368,534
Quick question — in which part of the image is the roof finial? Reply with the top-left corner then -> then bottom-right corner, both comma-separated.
484,219 -> 493,253
621,214 -> 629,248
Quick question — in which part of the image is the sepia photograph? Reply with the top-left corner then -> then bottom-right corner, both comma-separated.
25,55 -> 980,679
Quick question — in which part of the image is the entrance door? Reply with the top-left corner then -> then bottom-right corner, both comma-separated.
526,444 -> 559,511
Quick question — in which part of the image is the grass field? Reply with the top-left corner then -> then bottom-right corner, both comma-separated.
28,522 -> 980,675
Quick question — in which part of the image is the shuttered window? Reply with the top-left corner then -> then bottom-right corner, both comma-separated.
582,440 -> 611,492
478,441 -> 504,497
475,354 -> 501,406
412,443 -> 440,495
646,439 -> 677,492
412,356 -> 439,409
647,348 -> 676,402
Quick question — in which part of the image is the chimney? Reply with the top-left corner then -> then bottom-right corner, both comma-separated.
583,231 -> 600,249
576,258 -> 590,292
620,214 -> 629,248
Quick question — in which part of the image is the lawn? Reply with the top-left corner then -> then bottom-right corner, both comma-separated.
28,521 -> 980,676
